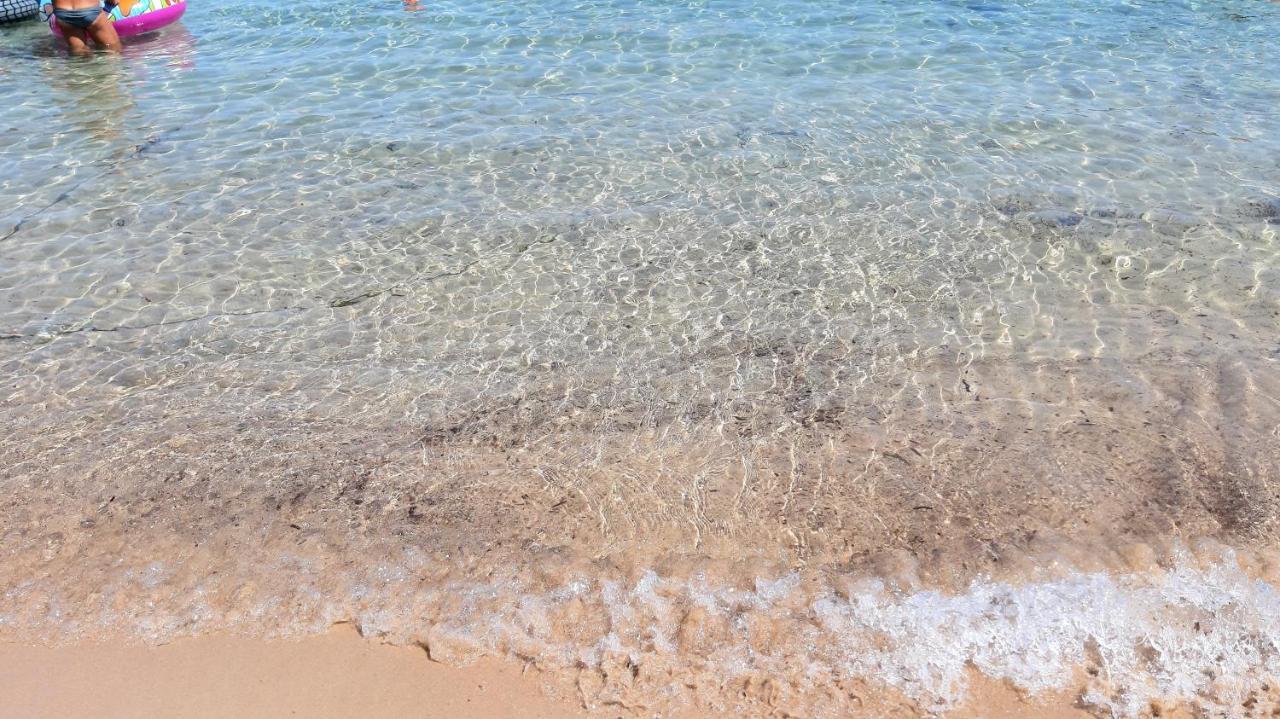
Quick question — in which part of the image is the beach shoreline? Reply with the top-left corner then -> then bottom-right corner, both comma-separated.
3,539 -> 1277,717
0,622 -> 1111,719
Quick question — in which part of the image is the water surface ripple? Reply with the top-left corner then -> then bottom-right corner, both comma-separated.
2,0 -> 1279,716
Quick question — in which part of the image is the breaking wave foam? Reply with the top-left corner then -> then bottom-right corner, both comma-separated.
5,538 -> 1280,716
346,552 -> 1280,716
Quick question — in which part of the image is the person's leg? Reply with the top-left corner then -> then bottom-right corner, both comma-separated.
86,10 -> 122,52
56,20 -> 92,55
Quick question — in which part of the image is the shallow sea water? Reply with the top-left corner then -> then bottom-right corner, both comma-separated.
2,0 -> 1280,716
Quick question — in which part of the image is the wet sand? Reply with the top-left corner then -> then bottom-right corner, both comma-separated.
0,623 -> 1110,719
0,624 -> 581,719
4,537 -> 1279,717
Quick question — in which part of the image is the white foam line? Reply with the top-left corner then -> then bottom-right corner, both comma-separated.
406,558 -> 1280,716
6,551 -> 1278,716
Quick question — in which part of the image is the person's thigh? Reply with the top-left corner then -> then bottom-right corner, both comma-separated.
86,11 -> 122,51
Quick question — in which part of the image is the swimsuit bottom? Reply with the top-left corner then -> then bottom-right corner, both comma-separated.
53,6 -> 101,28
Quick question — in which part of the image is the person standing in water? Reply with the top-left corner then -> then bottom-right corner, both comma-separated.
41,0 -> 121,53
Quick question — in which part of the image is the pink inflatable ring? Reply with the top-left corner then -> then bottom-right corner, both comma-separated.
50,0 -> 185,39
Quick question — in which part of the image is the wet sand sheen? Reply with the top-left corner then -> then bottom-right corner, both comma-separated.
0,624 -> 1108,719
0,624 -> 582,719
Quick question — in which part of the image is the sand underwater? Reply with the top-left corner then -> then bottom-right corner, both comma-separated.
2,0 -> 1280,716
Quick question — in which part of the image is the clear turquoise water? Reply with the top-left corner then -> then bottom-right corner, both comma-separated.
2,3 -> 1280,713
2,0 -> 1277,417
5,0 -> 1279,221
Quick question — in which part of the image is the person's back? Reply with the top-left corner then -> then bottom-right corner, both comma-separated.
43,0 -> 121,53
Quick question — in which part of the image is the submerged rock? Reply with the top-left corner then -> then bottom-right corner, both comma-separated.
1026,210 -> 1085,228
1239,196 -> 1280,220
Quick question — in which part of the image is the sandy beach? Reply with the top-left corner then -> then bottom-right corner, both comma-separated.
0,623 -> 1115,719
0,624 -> 583,719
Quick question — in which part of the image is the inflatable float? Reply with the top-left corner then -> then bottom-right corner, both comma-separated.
0,0 -> 40,24
49,0 -> 185,39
